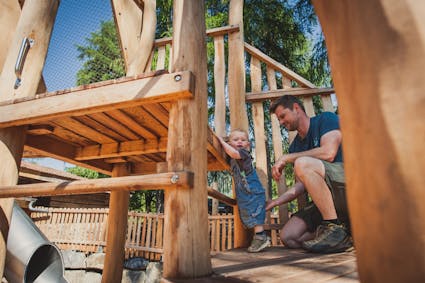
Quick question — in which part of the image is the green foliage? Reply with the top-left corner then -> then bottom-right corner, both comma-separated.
76,21 -> 125,85
65,166 -> 108,179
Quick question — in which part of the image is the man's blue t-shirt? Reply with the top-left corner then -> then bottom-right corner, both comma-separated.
289,112 -> 343,162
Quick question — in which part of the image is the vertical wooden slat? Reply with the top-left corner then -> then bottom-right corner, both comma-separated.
321,94 -> 334,112
267,67 -> 289,224
221,218 -> 227,251
156,46 -> 166,70
155,216 -> 163,261
250,56 -> 269,193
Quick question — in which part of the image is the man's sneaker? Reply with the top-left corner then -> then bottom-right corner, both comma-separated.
302,221 -> 352,253
247,234 -> 270,253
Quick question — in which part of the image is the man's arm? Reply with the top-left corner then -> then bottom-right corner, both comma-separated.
272,129 -> 342,180
265,181 -> 305,211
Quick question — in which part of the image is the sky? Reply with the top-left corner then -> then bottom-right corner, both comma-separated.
28,0 -> 113,170
42,0 -> 113,91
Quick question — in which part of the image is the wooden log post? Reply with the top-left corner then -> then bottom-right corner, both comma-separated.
103,2 -> 157,282
228,0 -> 251,248
267,67 -> 289,224
0,0 -> 58,278
313,1 -> 425,282
101,164 -> 130,283
163,0 -> 212,278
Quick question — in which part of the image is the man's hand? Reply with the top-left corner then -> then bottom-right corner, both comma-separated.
272,155 -> 287,181
265,199 -> 277,211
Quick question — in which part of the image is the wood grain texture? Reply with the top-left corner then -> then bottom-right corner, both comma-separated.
313,1 -> 425,282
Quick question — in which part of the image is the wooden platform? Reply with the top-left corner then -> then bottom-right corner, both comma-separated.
0,71 -> 228,176
162,247 -> 359,283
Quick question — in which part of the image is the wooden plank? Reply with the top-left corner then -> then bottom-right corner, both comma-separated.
153,25 -> 240,48
245,43 -> 316,88
24,135 -> 113,175
106,109 -> 157,139
163,1 -> 211,278
156,46 -> 166,70
53,117 -> 117,144
207,187 -> 237,206
0,71 -> 194,128
214,35 -> 226,137
51,125 -> 95,146
206,128 -> 230,170
267,67 -> 289,224
0,171 -> 194,198
141,104 -> 169,127
102,164 -> 130,283
122,106 -> 168,137
88,112 -> 141,140
245,87 -> 335,103
250,56 -> 269,194
75,138 -> 168,161
303,97 -> 316,117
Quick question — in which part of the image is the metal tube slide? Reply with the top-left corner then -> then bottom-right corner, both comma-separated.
5,202 -> 67,283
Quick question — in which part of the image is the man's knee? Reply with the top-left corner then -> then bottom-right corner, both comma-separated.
294,157 -> 324,180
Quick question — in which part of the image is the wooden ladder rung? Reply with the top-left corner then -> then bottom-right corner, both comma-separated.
0,171 -> 193,198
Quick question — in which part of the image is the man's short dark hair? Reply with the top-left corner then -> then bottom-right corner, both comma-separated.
269,95 -> 306,113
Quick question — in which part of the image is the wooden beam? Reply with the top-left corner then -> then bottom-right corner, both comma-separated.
245,87 -> 335,103
75,138 -> 168,161
25,135 -> 113,175
153,25 -> 241,47
207,187 -> 236,207
0,71 -> 194,128
313,1 -> 425,282
244,43 -> 316,88
0,171 -> 193,198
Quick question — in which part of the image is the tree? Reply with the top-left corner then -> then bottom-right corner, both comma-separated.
76,20 -> 125,85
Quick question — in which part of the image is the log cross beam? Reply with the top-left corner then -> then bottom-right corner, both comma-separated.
0,171 -> 193,198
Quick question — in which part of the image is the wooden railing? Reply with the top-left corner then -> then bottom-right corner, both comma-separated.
31,208 -> 283,260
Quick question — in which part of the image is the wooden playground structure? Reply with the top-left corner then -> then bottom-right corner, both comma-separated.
0,0 -> 424,283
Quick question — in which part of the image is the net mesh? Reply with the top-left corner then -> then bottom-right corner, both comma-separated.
43,0 -> 119,92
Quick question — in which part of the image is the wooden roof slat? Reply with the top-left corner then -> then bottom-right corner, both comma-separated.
74,115 -> 129,142
51,125 -> 95,147
141,103 -> 169,127
0,71 -> 194,128
122,106 -> 168,137
52,117 -> 116,144
106,109 -> 156,139
88,112 -> 141,141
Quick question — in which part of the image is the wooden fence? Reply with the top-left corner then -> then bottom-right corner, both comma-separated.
31,207 -> 283,260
